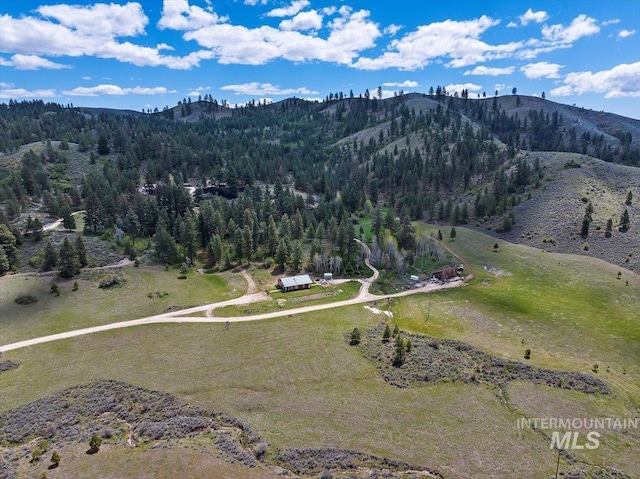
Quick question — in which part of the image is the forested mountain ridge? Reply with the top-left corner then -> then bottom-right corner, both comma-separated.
0,92 -> 638,277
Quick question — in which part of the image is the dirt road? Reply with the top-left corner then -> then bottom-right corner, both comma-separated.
0,242 -> 465,353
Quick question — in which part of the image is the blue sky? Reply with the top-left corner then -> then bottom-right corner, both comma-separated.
1,0 -> 639,118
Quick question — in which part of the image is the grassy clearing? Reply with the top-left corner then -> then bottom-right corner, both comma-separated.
27,440 -> 283,479
1,312 -> 557,479
1,226 -> 639,478
214,281 -> 361,317
0,266 -> 243,345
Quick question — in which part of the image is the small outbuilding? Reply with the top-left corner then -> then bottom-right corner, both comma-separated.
432,266 -> 460,281
410,274 -> 420,283
278,274 -> 313,292
323,272 -> 333,281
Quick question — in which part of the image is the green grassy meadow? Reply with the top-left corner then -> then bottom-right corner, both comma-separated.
214,281 -> 361,316
1,226 -> 639,478
0,266 -> 244,344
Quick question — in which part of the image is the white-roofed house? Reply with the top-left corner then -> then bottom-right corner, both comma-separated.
277,274 -> 313,292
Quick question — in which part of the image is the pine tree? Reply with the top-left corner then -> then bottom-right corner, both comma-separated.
206,234 -> 223,267
61,205 -> 75,230
0,246 -> 9,275
42,241 -> 58,271
605,218 -> 613,237
97,131 -> 110,155
59,238 -> 80,278
392,336 -> 406,366
349,327 -> 361,345
75,236 -> 88,267
154,222 -> 177,264
449,227 -> 457,240
276,238 -> 288,270
382,323 -> 391,342
620,209 -> 630,230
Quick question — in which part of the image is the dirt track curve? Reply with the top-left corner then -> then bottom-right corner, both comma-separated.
1,239 -> 467,353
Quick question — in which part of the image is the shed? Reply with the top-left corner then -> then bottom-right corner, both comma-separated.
432,266 -> 459,281
410,275 -> 419,283
278,274 -> 313,292
323,272 -> 333,281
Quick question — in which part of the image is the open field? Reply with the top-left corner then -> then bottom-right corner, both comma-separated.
1,227 -> 639,478
214,281 -> 361,317
0,266 -> 245,344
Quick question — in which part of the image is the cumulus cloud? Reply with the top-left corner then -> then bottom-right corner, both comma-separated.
62,84 -> 173,96
550,62 -> 640,98
279,10 -> 323,31
352,16 -> 522,70
542,14 -> 600,43
266,0 -> 310,18
0,5 -> 216,70
445,83 -> 483,95
0,87 -> 58,99
158,0 -> 224,30
382,80 -> 419,88
183,7 -> 380,65
37,2 -> 148,36
464,65 -> 515,76
618,29 -> 635,38
220,82 -> 318,96
506,22 -> 518,28
520,62 -> 563,79
384,24 -> 402,36
519,8 -> 548,26
1,54 -> 71,70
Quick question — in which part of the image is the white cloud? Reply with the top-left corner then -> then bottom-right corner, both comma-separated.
619,29 -> 635,38
279,10 -> 323,31
506,21 -> 518,28
382,80 -> 419,88
82,76 -> 92,80
220,82 -> 317,96
244,0 -> 268,5
550,62 -> 640,98
1,54 -> 70,70
0,87 -> 57,99
266,0 -> 310,18
601,19 -> 620,27
542,14 -> 600,43
158,0 -> 224,31
37,2 -> 147,36
494,83 -> 506,93
520,62 -> 563,79
384,24 -> 402,36
0,82 -> 12,88
464,65 -> 515,76
519,8 -> 548,26
352,16 -> 523,70
62,84 -> 173,96
184,7 -> 380,66
444,83 -> 482,95
0,8 -> 216,70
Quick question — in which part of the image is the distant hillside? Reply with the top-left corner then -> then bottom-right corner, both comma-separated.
1,94 -> 638,274
78,106 -> 146,118
483,152 -> 640,272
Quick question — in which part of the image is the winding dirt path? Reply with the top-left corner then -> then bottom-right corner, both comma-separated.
0,241 -> 466,353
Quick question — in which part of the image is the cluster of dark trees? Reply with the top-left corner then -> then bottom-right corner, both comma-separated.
0,94 -> 636,275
